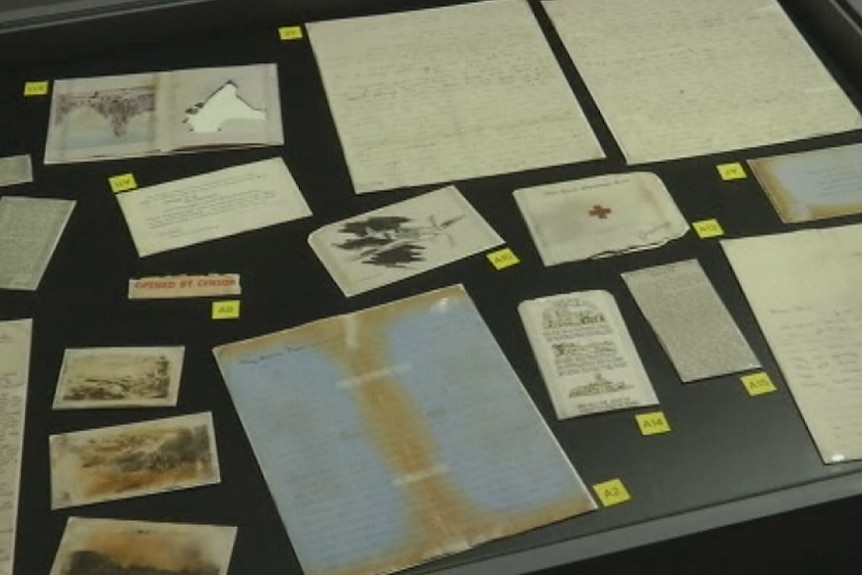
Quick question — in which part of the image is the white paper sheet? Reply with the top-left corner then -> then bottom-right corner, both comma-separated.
542,0 -> 862,164
117,157 -> 311,257
307,0 -> 604,193
0,155 -> 32,188
722,224 -> 862,463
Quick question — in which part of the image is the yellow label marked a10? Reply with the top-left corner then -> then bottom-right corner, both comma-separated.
109,173 -> 138,193
278,26 -> 304,41
212,300 -> 241,320
593,478 -> 631,507
23,81 -> 50,96
692,219 -> 724,239
635,411 -> 671,436
741,372 -> 778,396
717,162 -> 747,181
487,247 -> 520,270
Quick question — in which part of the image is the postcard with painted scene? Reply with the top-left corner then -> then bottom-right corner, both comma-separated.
49,517 -> 237,575
50,412 -> 220,509
213,284 -> 596,575
53,346 -> 184,410
45,63 -> 283,163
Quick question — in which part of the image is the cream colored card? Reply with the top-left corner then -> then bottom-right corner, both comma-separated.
0,155 -> 32,188
128,274 -> 241,299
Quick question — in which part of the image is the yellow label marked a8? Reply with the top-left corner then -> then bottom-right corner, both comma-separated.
212,300 -> 241,320
635,411 -> 671,436
593,479 -> 631,507
23,81 -> 50,96
487,248 -> 520,270
692,219 -> 724,239
741,372 -> 778,396
109,173 -> 138,193
278,26 -> 304,41
717,162 -> 747,181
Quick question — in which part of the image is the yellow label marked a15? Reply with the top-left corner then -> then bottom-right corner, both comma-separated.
692,219 -> 724,239
109,173 -> 138,193
717,162 -> 747,181
487,247 -> 520,270
593,478 -> 632,507
635,411 -> 672,436
212,300 -> 241,320
741,372 -> 778,396
23,81 -> 50,96
278,26 -> 304,41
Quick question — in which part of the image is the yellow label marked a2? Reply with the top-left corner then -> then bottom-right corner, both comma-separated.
741,372 -> 778,396
109,173 -> 138,193
487,247 -> 520,270
693,219 -> 724,239
593,478 -> 631,507
717,162 -> 747,181
23,81 -> 50,96
278,26 -> 304,41
212,300 -> 241,320
636,411 -> 671,436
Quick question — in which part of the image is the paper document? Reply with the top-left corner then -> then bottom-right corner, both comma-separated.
117,158 -> 311,257
0,155 -> 32,188
309,186 -> 502,296
0,319 -> 32,575
514,172 -> 688,266
749,143 -> 862,223
0,196 -> 75,290
722,224 -> 862,463
542,0 -> 862,164
213,285 -> 596,575
307,0 -> 604,193
45,63 -> 283,163
622,260 -> 760,382
129,273 -> 241,299
519,291 -> 659,419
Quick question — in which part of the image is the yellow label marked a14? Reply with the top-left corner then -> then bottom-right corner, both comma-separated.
593,478 -> 632,507
278,26 -> 304,41
109,173 -> 138,193
692,219 -> 724,239
23,81 -> 50,96
487,247 -> 520,270
741,372 -> 778,396
212,300 -> 241,320
635,411 -> 671,436
717,162 -> 747,181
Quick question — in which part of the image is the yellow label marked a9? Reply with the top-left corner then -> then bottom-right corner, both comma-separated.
741,372 -> 778,396
635,411 -> 671,436
109,173 -> 138,193
717,162 -> 747,181
487,247 -> 520,270
23,81 -> 50,96
212,300 -> 241,320
593,478 -> 631,507
692,219 -> 724,239
278,26 -> 304,41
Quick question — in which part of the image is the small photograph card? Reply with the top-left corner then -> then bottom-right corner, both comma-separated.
0,155 -> 33,188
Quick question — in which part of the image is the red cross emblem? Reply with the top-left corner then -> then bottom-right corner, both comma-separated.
589,205 -> 612,219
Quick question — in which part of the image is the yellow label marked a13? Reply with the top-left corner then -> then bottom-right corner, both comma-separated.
109,173 -> 138,193
487,248 -> 520,270
741,372 -> 778,396
593,478 -> 632,507
278,26 -> 304,41
212,300 -> 241,320
717,162 -> 747,181
635,411 -> 671,436
23,81 -> 50,96
692,219 -> 724,239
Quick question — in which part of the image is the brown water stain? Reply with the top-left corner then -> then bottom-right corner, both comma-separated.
82,529 -> 211,572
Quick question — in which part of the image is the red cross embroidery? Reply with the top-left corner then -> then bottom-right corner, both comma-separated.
589,205 -> 612,219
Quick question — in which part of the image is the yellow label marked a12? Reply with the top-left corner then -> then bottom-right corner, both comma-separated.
692,219 -> 724,239
23,81 -> 50,96
717,162 -> 747,181
593,478 -> 631,507
635,411 -> 671,436
109,173 -> 138,193
278,26 -> 304,41
741,372 -> 778,396
212,300 -> 241,320
487,247 -> 520,270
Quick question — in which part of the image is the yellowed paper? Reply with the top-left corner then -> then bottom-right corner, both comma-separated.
129,274 -> 241,299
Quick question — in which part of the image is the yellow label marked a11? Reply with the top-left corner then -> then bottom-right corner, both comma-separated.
717,162 -> 747,181
212,300 -> 241,320
23,81 -> 50,96
635,411 -> 671,436
487,247 -> 520,270
109,173 -> 138,193
278,26 -> 304,41
692,219 -> 724,239
741,372 -> 778,396
593,478 -> 632,507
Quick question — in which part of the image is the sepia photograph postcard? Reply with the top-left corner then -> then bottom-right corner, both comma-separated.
50,412 -> 220,509
308,186 -> 503,296
49,517 -> 237,575
53,346 -> 185,410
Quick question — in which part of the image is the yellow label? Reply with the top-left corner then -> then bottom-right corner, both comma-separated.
487,248 -> 520,270
109,173 -> 138,193
278,26 -> 304,41
593,479 -> 631,507
635,411 -> 671,435
693,219 -> 724,239
212,300 -> 241,320
741,372 -> 778,396
23,81 -> 49,96
717,162 -> 747,181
